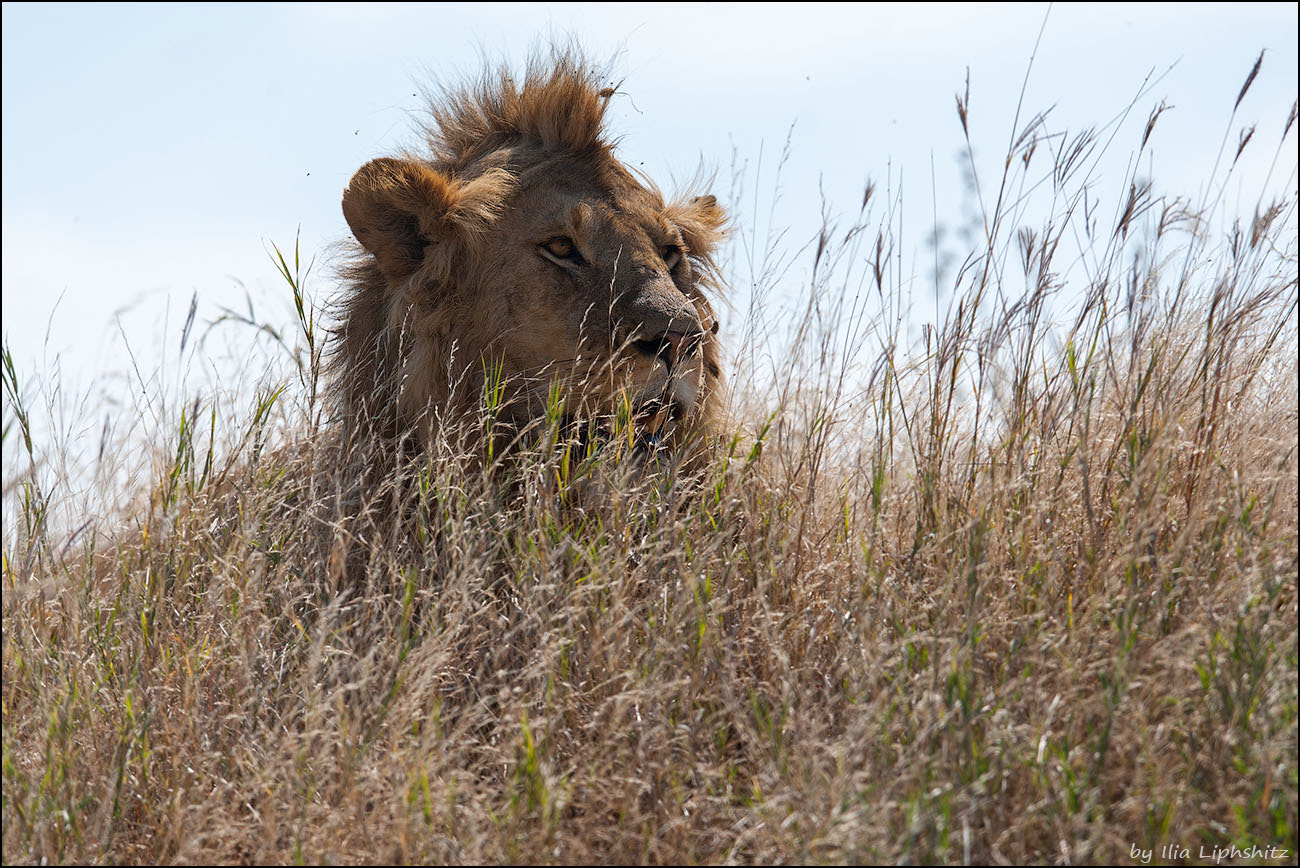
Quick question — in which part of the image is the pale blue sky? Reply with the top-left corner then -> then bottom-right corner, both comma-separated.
2,2 -> 1296,408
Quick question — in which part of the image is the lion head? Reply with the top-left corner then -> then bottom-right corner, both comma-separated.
334,51 -> 727,456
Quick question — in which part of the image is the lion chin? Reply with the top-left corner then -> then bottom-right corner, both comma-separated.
330,47 -> 728,464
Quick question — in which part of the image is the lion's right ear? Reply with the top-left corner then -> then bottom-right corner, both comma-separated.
664,193 -> 728,262
342,157 -> 514,282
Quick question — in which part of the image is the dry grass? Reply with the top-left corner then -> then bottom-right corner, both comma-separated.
3,60 -> 1297,865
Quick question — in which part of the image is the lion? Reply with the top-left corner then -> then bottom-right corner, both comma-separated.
333,50 -> 727,462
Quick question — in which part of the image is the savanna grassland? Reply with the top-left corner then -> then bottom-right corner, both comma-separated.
3,59 -> 1297,865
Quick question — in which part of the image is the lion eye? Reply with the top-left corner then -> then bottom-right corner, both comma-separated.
661,245 -> 682,271
540,236 -> 579,262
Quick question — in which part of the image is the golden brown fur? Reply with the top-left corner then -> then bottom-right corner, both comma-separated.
334,50 -> 727,456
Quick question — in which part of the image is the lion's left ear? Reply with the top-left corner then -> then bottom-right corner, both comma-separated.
342,157 -> 514,283
665,194 -> 728,259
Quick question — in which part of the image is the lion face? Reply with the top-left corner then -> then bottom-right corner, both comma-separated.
474,155 -> 721,438
334,54 -> 726,453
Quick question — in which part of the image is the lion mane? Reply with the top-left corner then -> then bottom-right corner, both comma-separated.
332,49 -> 728,457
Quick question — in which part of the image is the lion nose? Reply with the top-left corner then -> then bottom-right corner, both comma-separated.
632,328 -> 701,371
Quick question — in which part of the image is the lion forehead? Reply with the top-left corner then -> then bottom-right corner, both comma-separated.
502,180 -> 676,264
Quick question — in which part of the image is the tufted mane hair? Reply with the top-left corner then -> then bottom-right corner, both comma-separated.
418,48 -> 616,173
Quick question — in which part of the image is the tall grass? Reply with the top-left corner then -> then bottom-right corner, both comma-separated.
3,59 -> 1296,864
